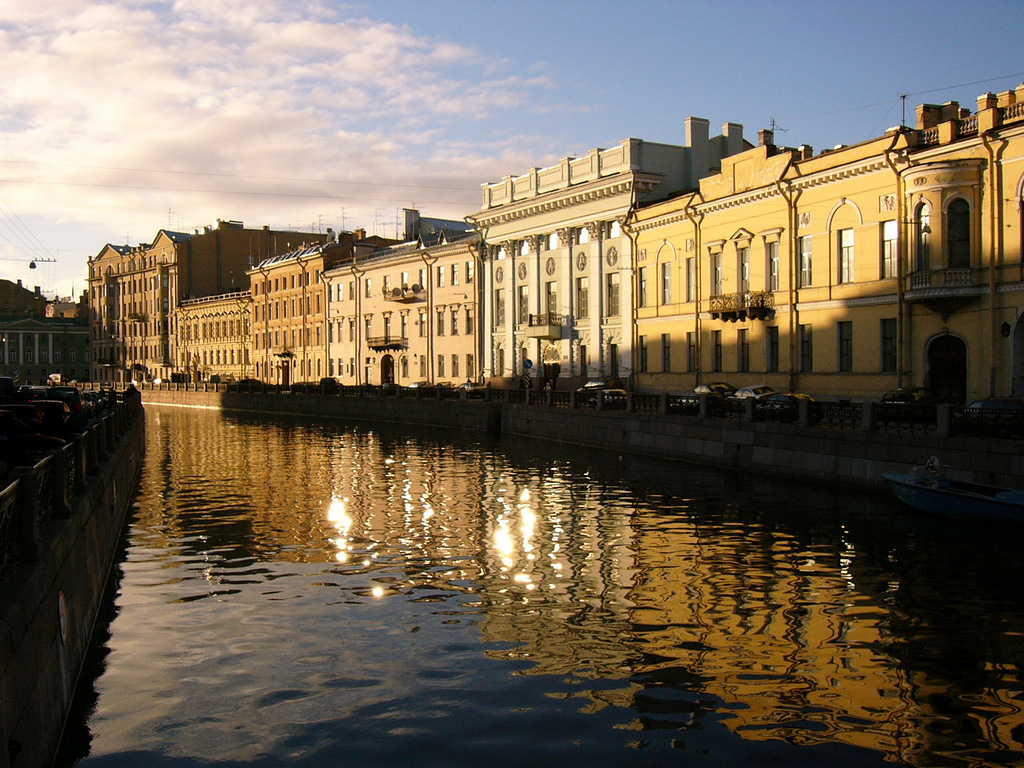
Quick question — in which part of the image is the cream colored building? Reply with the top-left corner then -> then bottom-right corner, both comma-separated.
628,87 -> 1024,403
468,120 -> 750,389
174,291 -> 252,382
324,214 -> 480,386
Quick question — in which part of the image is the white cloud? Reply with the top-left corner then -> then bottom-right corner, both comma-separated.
0,0 -> 569,296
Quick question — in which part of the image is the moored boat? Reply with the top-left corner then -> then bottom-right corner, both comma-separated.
882,457 -> 1024,521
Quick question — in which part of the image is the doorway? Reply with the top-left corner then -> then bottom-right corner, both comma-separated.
927,334 -> 967,404
380,354 -> 395,385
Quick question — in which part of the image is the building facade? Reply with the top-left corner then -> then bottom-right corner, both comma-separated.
468,120 -> 749,389
628,88 -> 1024,403
174,292 -> 252,382
0,317 -> 90,384
88,220 -> 329,384
323,213 -> 480,386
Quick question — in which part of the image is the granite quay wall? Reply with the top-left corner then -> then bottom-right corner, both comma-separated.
0,396 -> 145,768
136,384 -> 1022,490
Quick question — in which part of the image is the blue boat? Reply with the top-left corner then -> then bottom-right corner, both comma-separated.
882,458 -> 1024,521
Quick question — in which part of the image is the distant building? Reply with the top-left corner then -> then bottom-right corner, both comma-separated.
0,316 -> 89,384
88,220 -> 331,384
174,292 -> 252,383
46,293 -> 87,319
0,279 -> 47,318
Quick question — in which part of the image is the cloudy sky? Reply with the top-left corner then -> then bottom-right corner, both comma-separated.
1,0 -> 1021,300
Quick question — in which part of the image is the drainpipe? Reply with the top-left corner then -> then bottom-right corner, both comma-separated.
683,195 -> 704,388
624,205 -> 641,392
883,129 -> 910,390
981,130 -> 1006,396
775,177 -> 799,394
464,214 -> 489,383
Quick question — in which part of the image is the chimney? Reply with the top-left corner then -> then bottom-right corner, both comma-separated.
684,117 -> 710,186
723,122 -> 744,157
758,128 -> 775,147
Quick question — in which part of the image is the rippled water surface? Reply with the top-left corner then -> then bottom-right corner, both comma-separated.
59,405 -> 1024,767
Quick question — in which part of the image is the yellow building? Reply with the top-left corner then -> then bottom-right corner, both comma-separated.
249,231 -> 392,386
628,87 -> 1024,403
174,291 -> 252,382
89,220 -> 328,384
324,214 -> 480,386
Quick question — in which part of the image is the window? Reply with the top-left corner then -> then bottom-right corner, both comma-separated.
712,331 -> 723,373
686,257 -> 696,302
799,236 -> 813,287
452,354 -> 459,378
766,326 -> 779,373
450,310 -> 459,335
401,314 -> 408,340
466,261 -> 474,283
737,329 -> 749,373
915,203 -> 931,270
686,332 -> 697,372
799,324 -> 813,372
365,278 -> 372,298
881,220 -> 897,279
451,264 -> 460,286
881,318 -> 897,373
606,273 -> 620,316
495,290 -> 505,326
517,286 -> 529,324
738,247 -> 750,292
466,354 -> 474,377
639,335 -> 648,373
838,321 -> 853,372
661,263 -> 672,305
661,333 -> 671,373
576,277 -> 589,320
838,229 -> 854,283
638,267 -> 648,307
438,355 -> 445,378
436,309 -> 445,335
465,308 -> 473,335
545,281 -> 557,315
364,317 -> 372,340
767,241 -> 780,291
948,199 -> 971,268
419,310 -> 427,337
436,265 -> 446,287
711,252 -> 723,295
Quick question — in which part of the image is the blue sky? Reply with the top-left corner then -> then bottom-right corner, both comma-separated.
1,0 -> 1021,299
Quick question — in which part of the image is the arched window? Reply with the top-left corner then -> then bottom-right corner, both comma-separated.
915,202 -> 931,270
947,198 -> 971,269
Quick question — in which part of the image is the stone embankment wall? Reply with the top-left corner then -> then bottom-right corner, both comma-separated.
139,388 -> 1022,489
0,399 -> 145,768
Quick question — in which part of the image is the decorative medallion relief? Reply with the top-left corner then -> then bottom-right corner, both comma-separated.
545,257 -> 556,276
576,252 -> 588,271
798,212 -> 812,229
606,247 -> 618,267
879,194 -> 896,212
517,262 -> 527,281
495,266 -> 504,284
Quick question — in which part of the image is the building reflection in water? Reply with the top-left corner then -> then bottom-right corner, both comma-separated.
121,406 -> 1024,766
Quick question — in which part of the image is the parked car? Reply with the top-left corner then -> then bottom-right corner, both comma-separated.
319,377 -> 339,393
459,381 -> 488,398
19,385 -> 51,401
879,387 -> 935,405
47,386 -> 87,430
958,397 -> 1024,437
405,381 -> 432,389
575,379 -> 627,408
693,382 -> 735,398
730,385 -> 776,401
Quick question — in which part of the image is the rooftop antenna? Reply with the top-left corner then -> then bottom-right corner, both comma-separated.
769,117 -> 788,135
899,93 -> 909,127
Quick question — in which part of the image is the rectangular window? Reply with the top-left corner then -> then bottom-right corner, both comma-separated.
881,220 -> 897,279
436,309 -> 445,336
545,281 -> 557,315
838,321 -> 853,372
686,257 -> 696,302
638,335 -> 648,373
436,265 -> 446,287
451,264 -> 459,286
517,286 -> 529,324
737,329 -> 749,373
738,247 -> 750,292
711,252 -> 723,295
766,326 -> 779,373
364,317 -> 372,340
438,355 -> 445,378
606,273 -> 620,316
450,310 -> 459,335
839,229 -> 855,283
576,277 -> 589,320
638,267 -> 648,307
799,324 -> 813,372
466,354 -> 474,377
881,318 -> 897,372
687,332 -> 697,372
466,261 -> 474,283
495,289 -> 506,326
661,333 -> 671,373
799,236 -> 813,287
661,263 -> 672,305
712,330 -> 723,373
465,308 -> 473,335
452,354 -> 459,378
767,241 -> 780,291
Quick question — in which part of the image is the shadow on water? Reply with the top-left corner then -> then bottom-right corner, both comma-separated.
56,406 -> 1024,767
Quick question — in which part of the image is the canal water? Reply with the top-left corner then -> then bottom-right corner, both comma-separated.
58,405 -> 1024,767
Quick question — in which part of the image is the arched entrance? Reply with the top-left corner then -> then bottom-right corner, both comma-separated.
380,354 -> 395,385
927,334 -> 967,405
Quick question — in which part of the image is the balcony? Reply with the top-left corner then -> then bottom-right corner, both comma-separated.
523,312 -> 563,339
905,268 -> 983,316
367,335 -> 408,352
383,285 -> 426,303
709,291 -> 774,322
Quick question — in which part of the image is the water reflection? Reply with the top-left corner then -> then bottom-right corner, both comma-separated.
62,405 -> 1024,767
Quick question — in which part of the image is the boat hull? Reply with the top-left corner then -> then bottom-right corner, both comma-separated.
883,472 -> 1024,521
